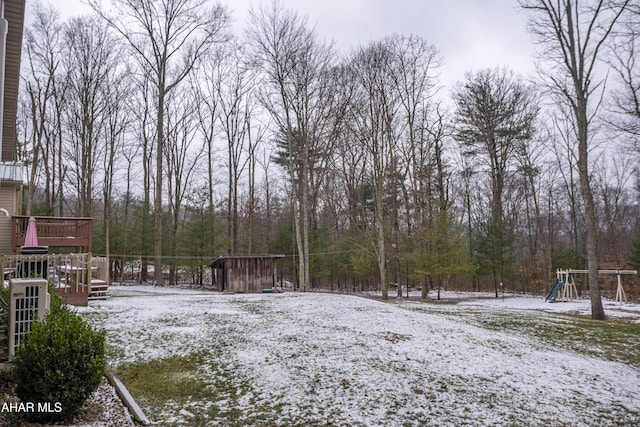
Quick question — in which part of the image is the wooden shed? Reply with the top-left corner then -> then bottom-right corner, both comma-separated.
209,255 -> 285,293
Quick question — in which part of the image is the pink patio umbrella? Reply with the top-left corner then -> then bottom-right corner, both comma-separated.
24,216 -> 39,246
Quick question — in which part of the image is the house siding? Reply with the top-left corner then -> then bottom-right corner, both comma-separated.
0,184 -> 18,254
3,0 -> 26,161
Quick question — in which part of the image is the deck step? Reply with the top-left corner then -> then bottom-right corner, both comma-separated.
89,279 -> 109,300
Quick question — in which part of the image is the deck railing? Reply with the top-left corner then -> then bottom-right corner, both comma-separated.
12,216 -> 93,253
0,253 -> 108,306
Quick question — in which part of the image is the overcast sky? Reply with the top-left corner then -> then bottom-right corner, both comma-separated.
50,0 -> 537,92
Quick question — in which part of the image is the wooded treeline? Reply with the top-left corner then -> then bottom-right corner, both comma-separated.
18,0 -> 640,301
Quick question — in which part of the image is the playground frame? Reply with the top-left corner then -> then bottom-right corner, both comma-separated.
546,269 -> 637,303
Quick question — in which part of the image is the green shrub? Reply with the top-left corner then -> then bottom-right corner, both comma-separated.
13,303 -> 105,422
47,279 -> 66,311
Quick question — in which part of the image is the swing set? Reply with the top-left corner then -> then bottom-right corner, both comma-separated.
545,269 -> 637,303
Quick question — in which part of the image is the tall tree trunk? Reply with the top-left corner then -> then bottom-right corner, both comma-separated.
141,132 -> 150,283
301,132 -> 310,291
375,188 -> 388,299
154,88 -> 165,285
576,101 -> 605,319
520,0 -> 631,320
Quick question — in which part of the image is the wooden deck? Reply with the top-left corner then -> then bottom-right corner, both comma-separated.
12,216 -> 93,253
1,253 -> 109,306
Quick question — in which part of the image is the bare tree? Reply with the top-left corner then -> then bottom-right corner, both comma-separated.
389,35 -> 447,296
520,0 -> 631,319
453,67 -> 538,295
215,40 -> 258,252
190,47 -> 224,259
164,88 -> 204,285
63,15 -> 118,217
546,107 -> 583,261
21,2 -> 64,215
90,0 -> 230,284
244,110 -> 268,253
247,0 -> 334,291
514,120 -> 551,286
128,73 -> 156,283
593,154 -> 636,262
608,5 -> 640,142
256,142 -> 278,251
119,131 -> 143,281
349,39 -> 401,299
101,63 -> 131,274
391,35 -> 442,224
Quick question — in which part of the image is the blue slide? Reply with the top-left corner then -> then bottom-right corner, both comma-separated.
545,279 -> 564,303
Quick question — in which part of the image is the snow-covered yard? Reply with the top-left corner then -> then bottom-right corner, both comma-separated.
77,286 -> 640,426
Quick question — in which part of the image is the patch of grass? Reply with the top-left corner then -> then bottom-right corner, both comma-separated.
401,301 -> 640,367
114,352 -> 299,426
232,299 -> 269,315
468,310 -> 640,367
116,353 -> 212,407
379,331 -> 412,344
76,311 -> 125,361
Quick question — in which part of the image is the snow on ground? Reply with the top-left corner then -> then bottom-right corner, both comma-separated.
77,286 -> 640,426
437,290 -> 640,323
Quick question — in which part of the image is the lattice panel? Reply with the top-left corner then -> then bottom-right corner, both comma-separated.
8,278 -> 49,358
